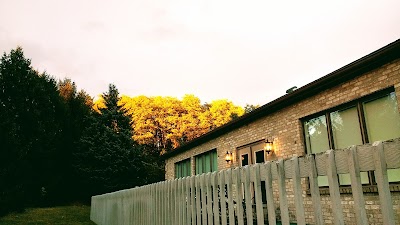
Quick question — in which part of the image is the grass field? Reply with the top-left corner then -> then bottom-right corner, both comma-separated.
0,205 -> 96,225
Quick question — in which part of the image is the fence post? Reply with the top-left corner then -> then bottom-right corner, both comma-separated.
190,176 -> 196,225
292,156 -> 306,225
373,141 -> 395,225
219,170 -> 228,225
244,166 -> 253,224
326,150 -> 344,225
234,167 -> 245,225
277,159 -> 289,225
264,161 -> 276,225
348,146 -> 368,225
253,164 -> 265,225
206,173 -> 214,225
307,155 -> 323,225
200,174 -> 208,225
226,169 -> 235,225
195,175 -> 202,225
168,180 -> 173,225
177,179 -> 182,225
186,177 -> 192,225
212,172 -> 220,225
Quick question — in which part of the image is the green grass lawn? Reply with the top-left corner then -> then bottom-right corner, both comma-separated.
0,205 -> 96,225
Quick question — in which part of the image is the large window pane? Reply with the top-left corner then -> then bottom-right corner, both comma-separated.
255,150 -> 265,163
175,164 -> 180,178
364,92 -> 400,142
304,115 -> 330,186
241,154 -> 249,166
175,159 -> 191,178
195,150 -> 217,175
304,115 -> 330,154
330,106 -> 369,185
330,106 -> 363,149
364,92 -> 400,182
205,154 -> 211,173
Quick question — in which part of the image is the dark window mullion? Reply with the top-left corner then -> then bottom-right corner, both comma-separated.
357,101 -> 375,185
211,152 -> 213,171
249,146 -> 253,165
203,154 -> 206,173
357,102 -> 369,144
209,152 -> 211,171
326,112 -> 335,149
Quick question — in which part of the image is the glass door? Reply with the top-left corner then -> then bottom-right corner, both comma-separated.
252,143 -> 267,203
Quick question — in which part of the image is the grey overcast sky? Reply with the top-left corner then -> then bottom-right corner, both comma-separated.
0,0 -> 399,106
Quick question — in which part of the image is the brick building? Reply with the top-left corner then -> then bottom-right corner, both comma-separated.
163,39 -> 400,224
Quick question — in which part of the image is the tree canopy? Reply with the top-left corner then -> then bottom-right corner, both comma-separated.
94,94 -> 245,154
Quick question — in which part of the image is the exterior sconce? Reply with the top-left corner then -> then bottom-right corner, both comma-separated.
225,151 -> 233,163
264,139 -> 273,154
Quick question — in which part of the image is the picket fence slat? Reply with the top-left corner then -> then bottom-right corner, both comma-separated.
90,139 -> 400,225
206,173 -> 214,225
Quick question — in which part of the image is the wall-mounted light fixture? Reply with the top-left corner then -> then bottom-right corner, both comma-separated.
225,151 -> 233,163
264,139 -> 274,154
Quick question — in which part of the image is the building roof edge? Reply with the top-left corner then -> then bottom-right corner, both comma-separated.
163,39 -> 400,159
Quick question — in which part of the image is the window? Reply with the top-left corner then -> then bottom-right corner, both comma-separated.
303,89 -> 400,186
175,158 -> 191,178
195,149 -> 218,175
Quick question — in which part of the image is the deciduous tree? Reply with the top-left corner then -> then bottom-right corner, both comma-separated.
120,95 -> 244,154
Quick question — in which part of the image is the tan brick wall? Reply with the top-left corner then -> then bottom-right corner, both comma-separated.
165,59 -> 400,224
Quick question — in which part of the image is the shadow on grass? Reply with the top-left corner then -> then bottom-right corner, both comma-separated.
0,205 -> 95,225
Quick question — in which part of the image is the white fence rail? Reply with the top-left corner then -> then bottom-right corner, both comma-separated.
91,140 -> 400,225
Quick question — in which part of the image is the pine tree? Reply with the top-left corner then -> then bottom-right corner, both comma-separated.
74,84 -> 144,199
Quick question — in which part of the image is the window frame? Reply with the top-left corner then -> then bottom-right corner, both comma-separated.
301,87 -> 400,192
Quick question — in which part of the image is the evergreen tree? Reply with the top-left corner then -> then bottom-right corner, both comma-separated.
0,47 -> 66,213
55,78 -> 93,203
74,84 -> 145,199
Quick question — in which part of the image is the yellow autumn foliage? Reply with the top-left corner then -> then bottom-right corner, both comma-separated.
95,94 -> 244,153
93,95 -> 106,113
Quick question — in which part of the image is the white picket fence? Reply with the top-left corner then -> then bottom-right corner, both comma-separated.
90,140 -> 400,225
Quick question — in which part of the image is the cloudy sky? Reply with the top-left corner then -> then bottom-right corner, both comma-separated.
0,0 -> 399,106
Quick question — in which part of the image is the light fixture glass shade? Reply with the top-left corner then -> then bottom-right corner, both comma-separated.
225,151 -> 233,162
264,139 -> 273,153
